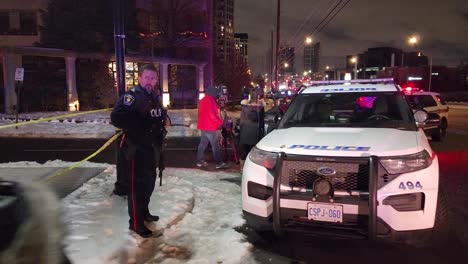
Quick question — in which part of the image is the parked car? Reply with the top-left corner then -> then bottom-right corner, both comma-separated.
405,91 -> 449,141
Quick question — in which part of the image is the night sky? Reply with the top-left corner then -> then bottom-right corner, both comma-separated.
235,0 -> 468,75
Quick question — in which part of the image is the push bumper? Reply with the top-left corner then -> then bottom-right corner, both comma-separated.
271,153 -> 379,240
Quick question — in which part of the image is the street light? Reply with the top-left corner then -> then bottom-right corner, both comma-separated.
406,35 -> 432,91
305,37 -> 313,45
350,57 -> 358,79
408,36 -> 418,47
325,65 -> 330,70
284,62 -> 289,68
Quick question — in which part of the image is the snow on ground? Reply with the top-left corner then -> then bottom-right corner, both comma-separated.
0,161 -> 255,264
63,165 -> 253,264
0,109 -> 254,262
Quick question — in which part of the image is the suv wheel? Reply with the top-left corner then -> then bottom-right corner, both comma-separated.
403,185 -> 450,247
431,119 -> 447,142
430,184 -> 450,246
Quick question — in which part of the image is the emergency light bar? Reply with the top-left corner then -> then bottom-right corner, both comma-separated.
309,78 -> 394,85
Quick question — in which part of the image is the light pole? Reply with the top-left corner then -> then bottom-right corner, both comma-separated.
407,35 -> 432,91
428,56 -> 433,91
407,35 -> 418,67
275,0 -> 281,93
304,36 -> 313,74
350,57 -> 358,79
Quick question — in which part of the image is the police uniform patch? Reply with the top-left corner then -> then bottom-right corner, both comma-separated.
123,94 -> 135,106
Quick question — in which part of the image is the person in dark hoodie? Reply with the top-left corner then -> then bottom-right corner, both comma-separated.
110,64 -> 167,238
196,86 -> 230,169
239,88 -> 265,170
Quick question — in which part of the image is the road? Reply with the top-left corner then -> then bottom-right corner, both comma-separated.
0,108 -> 467,263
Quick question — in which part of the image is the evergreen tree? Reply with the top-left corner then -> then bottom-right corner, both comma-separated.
76,59 -> 116,109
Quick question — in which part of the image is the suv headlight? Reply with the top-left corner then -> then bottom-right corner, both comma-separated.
249,147 -> 278,169
380,150 -> 433,174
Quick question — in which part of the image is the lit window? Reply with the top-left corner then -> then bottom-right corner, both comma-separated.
125,62 -> 134,71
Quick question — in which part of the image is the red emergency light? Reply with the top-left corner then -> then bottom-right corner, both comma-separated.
402,85 -> 421,94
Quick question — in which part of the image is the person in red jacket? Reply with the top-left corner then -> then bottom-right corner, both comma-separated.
196,86 -> 229,169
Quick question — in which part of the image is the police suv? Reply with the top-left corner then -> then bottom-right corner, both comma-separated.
242,78 -> 448,245
405,89 -> 449,142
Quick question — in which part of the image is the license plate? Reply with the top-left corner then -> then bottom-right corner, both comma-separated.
307,203 -> 343,223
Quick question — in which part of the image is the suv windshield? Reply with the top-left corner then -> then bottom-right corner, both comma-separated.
406,94 -> 438,108
278,92 -> 417,131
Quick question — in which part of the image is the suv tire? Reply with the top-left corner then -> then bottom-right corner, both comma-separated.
429,184 -> 450,246
431,119 -> 447,142
402,184 -> 450,247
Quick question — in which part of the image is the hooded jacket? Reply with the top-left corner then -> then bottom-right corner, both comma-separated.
197,87 -> 222,131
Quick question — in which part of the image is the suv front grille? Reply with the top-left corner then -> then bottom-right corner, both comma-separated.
280,158 -> 370,192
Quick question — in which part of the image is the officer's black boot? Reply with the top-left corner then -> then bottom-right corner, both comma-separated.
129,226 -> 153,238
144,213 -> 159,222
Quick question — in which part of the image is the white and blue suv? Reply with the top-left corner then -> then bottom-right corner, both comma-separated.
405,91 -> 449,142
242,78 -> 448,245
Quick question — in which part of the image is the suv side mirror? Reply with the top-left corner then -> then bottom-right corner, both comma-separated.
414,110 -> 428,128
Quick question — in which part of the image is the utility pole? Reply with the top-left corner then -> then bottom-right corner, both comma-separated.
274,0 -> 280,93
270,30 -> 274,92
113,0 -> 126,97
113,0 -> 127,196
428,56 -> 433,91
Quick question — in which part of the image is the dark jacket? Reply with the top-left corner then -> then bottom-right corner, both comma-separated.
239,100 -> 265,145
111,85 -> 166,149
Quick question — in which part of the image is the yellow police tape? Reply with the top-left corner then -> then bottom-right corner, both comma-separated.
0,108 -> 112,130
42,130 -> 122,183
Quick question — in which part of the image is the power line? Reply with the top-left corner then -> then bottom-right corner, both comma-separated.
276,0 -> 353,73
274,0 -> 336,74
285,0 -> 336,47
310,0 -> 344,36
313,0 -> 352,36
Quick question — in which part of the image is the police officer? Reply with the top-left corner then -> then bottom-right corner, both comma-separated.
111,64 -> 167,238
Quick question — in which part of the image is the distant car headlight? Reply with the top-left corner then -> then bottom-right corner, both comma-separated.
379,150 -> 433,174
249,147 -> 278,169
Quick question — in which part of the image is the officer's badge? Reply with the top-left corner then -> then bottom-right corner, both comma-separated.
123,94 -> 135,106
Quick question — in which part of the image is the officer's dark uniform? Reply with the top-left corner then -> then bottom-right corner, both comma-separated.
110,85 -> 166,236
